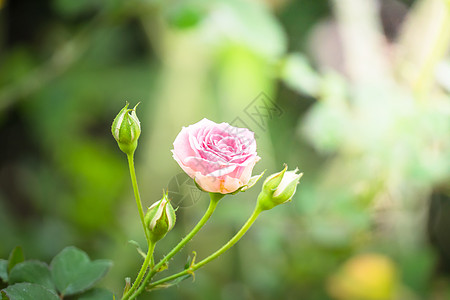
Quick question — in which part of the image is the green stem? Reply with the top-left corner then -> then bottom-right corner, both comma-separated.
122,242 -> 155,300
129,193 -> 223,299
127,153 -> 149,241
147,206 -> 262,289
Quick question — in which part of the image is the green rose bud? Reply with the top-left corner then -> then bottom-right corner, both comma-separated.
257,165 -> 303,211
111,102 -> 141,155
144,192 -> 176,243
262,165 -> 287,192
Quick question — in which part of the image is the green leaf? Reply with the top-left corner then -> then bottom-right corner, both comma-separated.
184,251 -> 197,270
184,255 -> 192,270
72,288 -> 114,300
7,247 -> 24,274
50,247 -> 112,296
9,261 -> 55,291
1,283 -> 59,300
0,260 -> 8,283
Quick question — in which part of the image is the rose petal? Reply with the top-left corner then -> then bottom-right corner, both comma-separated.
194,173 -> 243,194
184,156 -> 236,176
172,127 -> 197,162
227,155 -> 260,181
172,118 -> 260,194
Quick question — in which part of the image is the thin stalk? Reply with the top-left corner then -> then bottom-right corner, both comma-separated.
127,153 -> 149,241
147,206 -> 262,290
129,193 -> 223,299
122,242 -> 155,300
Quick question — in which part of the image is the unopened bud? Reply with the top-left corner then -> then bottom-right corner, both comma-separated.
111,102 -> 141,155
257,165 -> 302,211
263,165 -> 287,192
144,192 -> 176,243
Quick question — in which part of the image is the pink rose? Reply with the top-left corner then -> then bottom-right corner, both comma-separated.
172,118 -> 260,194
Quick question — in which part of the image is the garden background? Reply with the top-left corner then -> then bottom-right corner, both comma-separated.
1,0 -> 450,299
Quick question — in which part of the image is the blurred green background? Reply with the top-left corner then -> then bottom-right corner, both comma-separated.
1,0 -> 450,299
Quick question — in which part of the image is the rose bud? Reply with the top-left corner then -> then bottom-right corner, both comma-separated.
144,192 -> 176,243
111,102 -> 141,155
257,165 -> 303,211
172,118 -> 260,194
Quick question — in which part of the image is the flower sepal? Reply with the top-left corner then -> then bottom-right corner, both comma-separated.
231,170 -> 266,194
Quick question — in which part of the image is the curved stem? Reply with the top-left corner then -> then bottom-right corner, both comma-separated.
122,242 -> 155,300
129,193 -> 223,299
147,206 -> 262,289
127,153 -> 149,241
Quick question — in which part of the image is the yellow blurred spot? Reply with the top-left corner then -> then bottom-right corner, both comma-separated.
327,254 -> 398,300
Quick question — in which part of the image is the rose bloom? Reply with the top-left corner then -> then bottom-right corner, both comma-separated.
172,118 -> 260,194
